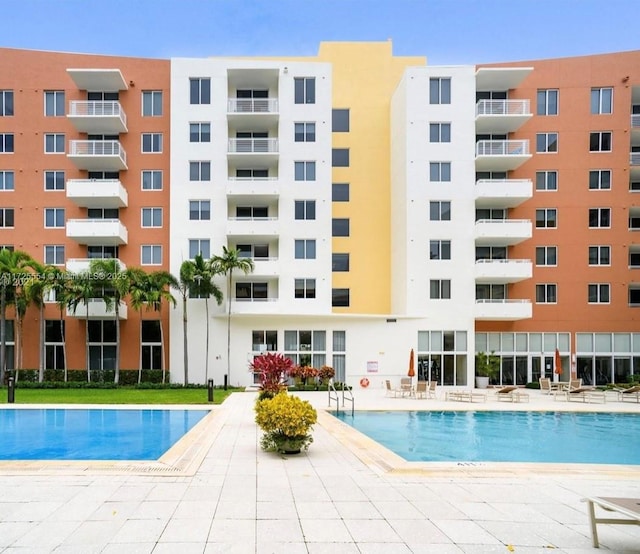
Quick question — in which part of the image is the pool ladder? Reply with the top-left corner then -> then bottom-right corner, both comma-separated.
328,380 -> 354,416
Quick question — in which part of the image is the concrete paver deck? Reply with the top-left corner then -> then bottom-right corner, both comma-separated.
0,387 -> 639,553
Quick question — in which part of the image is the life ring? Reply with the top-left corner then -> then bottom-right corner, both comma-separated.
360,377 -> 370,388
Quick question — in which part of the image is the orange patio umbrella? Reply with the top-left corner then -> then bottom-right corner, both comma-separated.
408,349 -> 415,377
554,348 -> 562,376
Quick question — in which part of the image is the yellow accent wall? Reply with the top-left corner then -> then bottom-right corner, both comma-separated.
315,42 -> 425,314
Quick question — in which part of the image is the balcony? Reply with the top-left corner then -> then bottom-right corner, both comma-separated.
474,259 -> 532,284
227,217 -> 279,237
476,140 -> 531,171
67,101 -> 128,134
228,297 -> 279,315
250,257 -> 279,277
474,299 -> 532,321
66,299 -> 128,320
227,98 -> 279,126
475,67 -> 533,92
66,219 -> 128,246
475,179 -> 532,208
631,152 -> 640,180
68,140 -> 127,171
226,177 -> 279,198
227,138 -> 278,163
632,114 -> 640,140
66,258 -> 126,274
475,99 -> 531,133
475,219 -> 532,246
66,68 -> 128,92
66,179 -> 128,209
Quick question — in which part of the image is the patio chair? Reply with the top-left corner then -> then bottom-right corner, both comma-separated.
539,377 -> 555,395
399,377 -> 414,397
616,384 -> 640,403
566,387 -> 606,403
495,386 -> 529,403
582,496 -> 640,548
567,378 -> 583,391
428,381 -> 438,399
384,380 -> 402,398
415,381 -> 428,399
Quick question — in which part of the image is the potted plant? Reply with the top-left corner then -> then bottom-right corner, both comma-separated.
254,392 -> 318,454
475,351 -> 500,388
318,365 -> 335,386
249,352 -> 294,399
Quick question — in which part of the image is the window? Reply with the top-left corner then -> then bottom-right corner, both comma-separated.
236,206 -> 267,219
536,171 -> 557,191
141,321 -> 162,370
190,122 -> 211,143
45,320 -> 65,370
589,170 -> 611,190
536,208 -> 557,228
44,245 -> 64,265
88,207 -> 119,219
236,282 -> 268,301
630,251 -> 640,268
430,279 -> 451,299
189,239 -> 210,259
476,284 -> 505,301
430,162 -> 451,182
332,288 -> 350,307
142,91 -> 162,116
44,133 -> 64,153
142,133 -> 162,153
294,239 -> 316,259
536,246 -> 557,266
294,122 -> 315,142
141,207 -> 162,227
332,109 -> 349,132
537,89 -> 558,115
237,244 -> 269,259
629,286 -> 640,306
88,320 -> 117,372
589,245 -> 610,266
252,330 -> 278,352
429,123 -> 451,142
589,208 -> 610,228
0,134 -> 14,153
536,133 -> 558,153
294,200 -> 315,220
142,170 -> 162,190
189,161 -> 211,181
591,88 -> 613,114
430,201 -> 451,221
189,200 -> 210,220
236,169 -> 268,179
141,245 -> 162,265
536,284 -> 557,303
0,171 -> 14,191
44,91 -> 64,117
476,208 -> 505,221
190,78 -> 211,104
332,148 -> 349,167
430,240 -> 451,260
295,278 -> 316,299
294,161 -> 316,181
588,283 -> 610,303
590,132 -> 612,152
475,246 -> 506,261
0,91 -> 13,116
332,253 -> 349,272
44,171 -> 64,191
332,218 -> 349,237
332,183 -> 349,202
44,208 -> 64,228
430,78 -> 451,104
294,77 -> 315,104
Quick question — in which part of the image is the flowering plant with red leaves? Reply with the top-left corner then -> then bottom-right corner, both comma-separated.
250,353 -> 294,396
318,365 -> 335,383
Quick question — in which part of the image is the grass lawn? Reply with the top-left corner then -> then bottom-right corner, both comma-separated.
0,387 -> 240,405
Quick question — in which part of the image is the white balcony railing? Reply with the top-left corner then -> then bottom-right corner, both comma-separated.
476,140 -> 529,156
228,176 -> 277,181
631,114 -> 640,129
228,138 -> 278,154
66,258 -> 126,274
631,152 -> 640,166
227,98 -> 278,113
475,99 -> 530,116
68,100 -> 127,125
227,216 -> 277,222
68,140 -> 127,170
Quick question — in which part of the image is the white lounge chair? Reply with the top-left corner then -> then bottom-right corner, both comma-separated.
582,496 -> 640,548
495,386 -> 529,403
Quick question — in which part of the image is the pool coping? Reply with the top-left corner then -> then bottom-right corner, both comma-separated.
317,407 -> 640,479
0,404 -> 222,476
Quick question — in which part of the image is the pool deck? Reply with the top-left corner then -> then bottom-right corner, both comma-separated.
0,387 -> 640,552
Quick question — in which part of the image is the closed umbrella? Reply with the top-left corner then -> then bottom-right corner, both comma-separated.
408,349 -> 415,378
554,348 -> 562,376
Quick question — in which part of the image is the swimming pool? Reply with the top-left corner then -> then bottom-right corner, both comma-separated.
0,408 -> 209,460
335,411 -> 640,465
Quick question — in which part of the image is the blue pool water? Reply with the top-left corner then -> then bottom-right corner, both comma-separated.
0,409 -> 209,460
335,411 -> 640,465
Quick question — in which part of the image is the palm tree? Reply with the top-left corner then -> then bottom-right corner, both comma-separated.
127,267 -> 150,384
210,247 -> 254,385
0,248 -> 33,382
146,270 -> 177,384
48,267 -> 70,381
191,255 -> 222,383
65,271 -> 96,382
89,258 -> 129,384
173,259 -> 196,384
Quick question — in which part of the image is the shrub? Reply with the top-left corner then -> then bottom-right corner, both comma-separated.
250,353 -> 294,397
254,392 -> 318,453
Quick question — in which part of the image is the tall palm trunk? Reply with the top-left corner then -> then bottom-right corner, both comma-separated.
138,311 -> 143,385
205,298 -> 210,382
114,302 -> 120,385
226,269 -> 233,384
85,305 -> 90,383
60,307 -> 67,382
0,285 -> 6,383
182,296 -> 189,384
39,303 -> 45,382
160,309 -> 166,384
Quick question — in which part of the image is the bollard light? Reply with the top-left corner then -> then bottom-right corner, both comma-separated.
7,375 -> 14,404
207,379 -> 214,402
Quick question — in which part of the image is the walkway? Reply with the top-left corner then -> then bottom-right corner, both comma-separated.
0,388 -> 639,552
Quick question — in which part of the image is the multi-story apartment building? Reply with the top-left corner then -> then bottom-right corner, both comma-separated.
1,43 -> 640,388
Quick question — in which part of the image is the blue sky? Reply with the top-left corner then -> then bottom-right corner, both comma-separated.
3,0 -> 638,64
